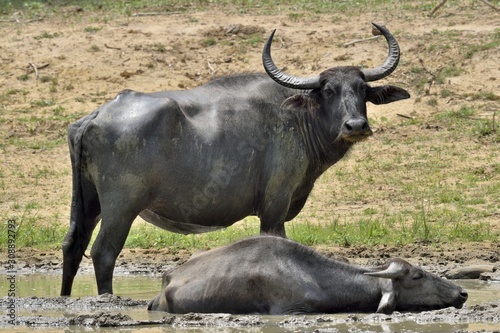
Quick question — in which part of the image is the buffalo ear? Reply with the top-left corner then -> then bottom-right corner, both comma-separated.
147,295 -> 159,311
376,292 -> 396,314
374,279 -> 397,314
281,94 -> 321,113
367,85 -> 410,105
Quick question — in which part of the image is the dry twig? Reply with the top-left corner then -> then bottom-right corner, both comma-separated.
1,16 -> 44,23
132,12 -> 182,17
26,63 -> 49,73
397,113 -> 414,120
28,63 -> 39,80
207,61 -> 216,77
418,58 -> 436,79
479,0 -> 500,11
429,0 -> 448,16
429,0 -> 498,16
277,36 -> 285,50
105,43 -> 121,50
418,58 -> 437,95
344,35 -> 380,47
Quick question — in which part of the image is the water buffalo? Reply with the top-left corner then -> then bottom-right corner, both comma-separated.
61,23 -> 410,296
148,236 -> 468,314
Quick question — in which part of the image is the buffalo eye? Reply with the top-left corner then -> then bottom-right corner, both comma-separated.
323,83 -> 339,98
358,83 -> 367,95
412,272 -> 424,280
323,87 -> 335,98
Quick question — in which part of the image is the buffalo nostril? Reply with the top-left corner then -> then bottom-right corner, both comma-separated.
344,119 -> 370,133
460,290 -> 468,300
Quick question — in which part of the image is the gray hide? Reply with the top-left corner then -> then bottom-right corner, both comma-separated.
148,236 -> 468,314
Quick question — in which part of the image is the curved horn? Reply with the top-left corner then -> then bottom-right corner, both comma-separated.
361,23 -> 401,82
364,260 -> 407,279
262,30 -> 320,90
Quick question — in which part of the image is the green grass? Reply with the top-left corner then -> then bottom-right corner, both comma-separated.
89,44 -> 100,52
2,0 -> 499,21
434,105 -> 499,141
34,32 -> 62,40
1,211 -> 496,251
0,206 -> 66,249
202,37 -> 217,47
0,0 -> 409,19
240,33 -> 263,47
153,43 -> 167,53
84,26 -> 102,33
464,36 -> 500,59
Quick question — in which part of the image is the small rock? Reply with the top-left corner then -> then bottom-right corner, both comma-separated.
480,271 -> 500,282
444,265 -> 495,279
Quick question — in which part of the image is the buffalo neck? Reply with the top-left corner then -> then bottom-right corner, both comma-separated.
319,260 -> 384,313
294,104 -> 352,170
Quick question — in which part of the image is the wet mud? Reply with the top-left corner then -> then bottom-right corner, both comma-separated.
1,294 -> 500,332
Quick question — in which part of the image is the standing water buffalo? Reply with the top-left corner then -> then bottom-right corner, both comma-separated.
148,236 -> 468,314
61,23 -> 410,296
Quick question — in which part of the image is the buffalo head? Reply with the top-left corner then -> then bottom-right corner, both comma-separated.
263,23 -> 410,144
365,258 -> 468,314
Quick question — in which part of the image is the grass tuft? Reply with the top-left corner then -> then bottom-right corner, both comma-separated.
1,208 -> 66,249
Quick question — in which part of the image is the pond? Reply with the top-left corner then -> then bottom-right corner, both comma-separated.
1,273 -> 500,333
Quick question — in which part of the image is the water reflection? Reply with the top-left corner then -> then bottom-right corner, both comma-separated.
10,273 -> 161,299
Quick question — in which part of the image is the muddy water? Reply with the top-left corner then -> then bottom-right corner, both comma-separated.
11,273 -> 161,299
2,274 -> 500,333
8,273 -> 500,302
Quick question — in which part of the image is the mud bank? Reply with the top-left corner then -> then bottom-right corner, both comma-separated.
1,295 -> 499,332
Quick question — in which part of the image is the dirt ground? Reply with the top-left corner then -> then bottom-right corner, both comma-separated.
0,1 -> 499,329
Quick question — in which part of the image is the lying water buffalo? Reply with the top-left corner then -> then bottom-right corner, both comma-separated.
61,23 -> 410,296
148,236 -> 468,314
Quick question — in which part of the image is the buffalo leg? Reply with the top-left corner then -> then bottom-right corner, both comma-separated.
258,190 -> 294,237
90,207 -> 137,295
61,180 -> 100,296
259,203 -> 288,237
61,221 -> 97,296
258,179 -> 301,237
260,219 -> 286,237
